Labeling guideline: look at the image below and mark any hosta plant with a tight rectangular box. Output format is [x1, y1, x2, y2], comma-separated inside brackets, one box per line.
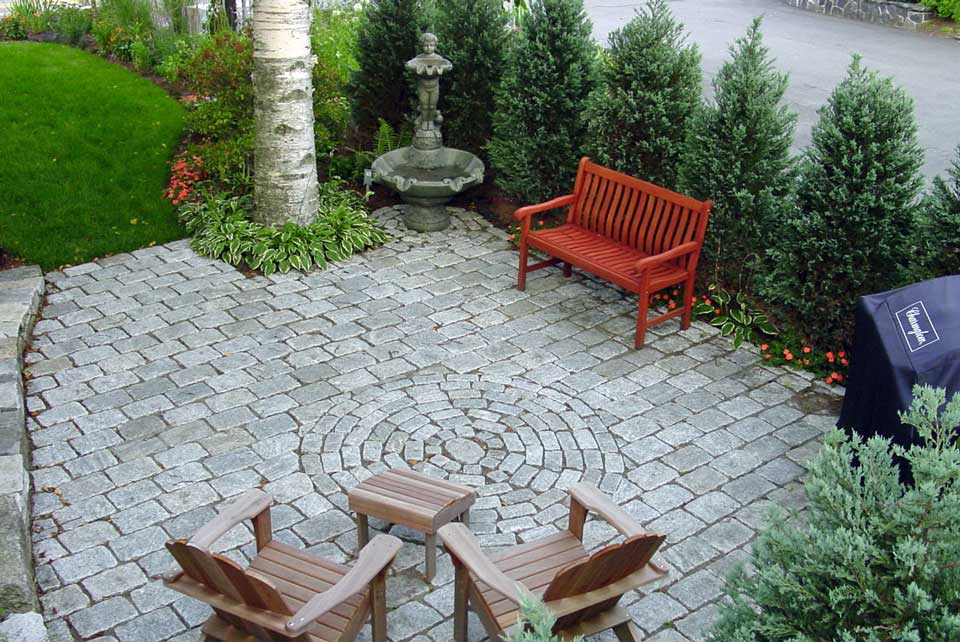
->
[696, 285, 778, 349]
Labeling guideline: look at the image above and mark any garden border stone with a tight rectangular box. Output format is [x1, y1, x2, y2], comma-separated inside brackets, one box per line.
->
[0, 265, 45, 615]
[782, 0, 937, 29]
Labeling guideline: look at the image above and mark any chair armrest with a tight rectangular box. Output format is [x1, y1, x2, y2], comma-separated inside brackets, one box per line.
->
[568, 483, 645, 538]
[189, 489, 272, 550]
[438, 523, 527, 605]
[285, 534, 402, 635]
[633, 241, 700, 274]
[514, 194, 577, 221]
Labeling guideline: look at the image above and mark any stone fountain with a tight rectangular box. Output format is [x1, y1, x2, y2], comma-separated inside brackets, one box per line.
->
[368, 33, 485, 232]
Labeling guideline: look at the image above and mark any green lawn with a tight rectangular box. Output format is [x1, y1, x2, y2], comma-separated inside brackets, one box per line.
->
[0, 42, 186, 270]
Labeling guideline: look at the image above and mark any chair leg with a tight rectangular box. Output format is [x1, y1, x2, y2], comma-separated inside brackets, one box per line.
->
[517, 240, 529, 291]
[613, 622, 643, 642]
[370, 568, 388, 642]
[453, 560, 469, 642]
[681, 275, 695, 330]
[425, 532, 437, 582]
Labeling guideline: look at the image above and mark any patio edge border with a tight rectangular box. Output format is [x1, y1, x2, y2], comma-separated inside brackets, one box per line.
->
[0, 264, 45, 614]
[782, 0, 937, 29]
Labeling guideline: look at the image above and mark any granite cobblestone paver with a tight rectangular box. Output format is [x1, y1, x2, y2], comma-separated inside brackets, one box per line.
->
[25, 207, 840, 641]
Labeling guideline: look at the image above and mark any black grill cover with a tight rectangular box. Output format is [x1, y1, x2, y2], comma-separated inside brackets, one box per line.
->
[839, 275, 960, 450]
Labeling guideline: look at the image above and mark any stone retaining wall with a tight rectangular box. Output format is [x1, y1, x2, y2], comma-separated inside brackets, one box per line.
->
[783, 0, 937, 28]
[0, 265, 45, 615]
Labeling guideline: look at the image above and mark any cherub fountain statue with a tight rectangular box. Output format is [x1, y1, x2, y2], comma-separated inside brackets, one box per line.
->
[369, 33, 485, 232]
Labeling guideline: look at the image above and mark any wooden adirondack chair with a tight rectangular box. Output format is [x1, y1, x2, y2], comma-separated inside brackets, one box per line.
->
[439, 483, 668, 642]
[164, 489, 402, 642]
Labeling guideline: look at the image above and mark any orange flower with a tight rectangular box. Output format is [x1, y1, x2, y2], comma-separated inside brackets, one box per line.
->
[705, 298, 712, 306]
[764, 354, 772, 360]
[785, 353, 794, 361]
[826, 351, 835, 363]
[802, 346, 811, 354]
[672, 290, 679, 296]
[825, 375, 834, 384]
[832, 373, 843, 382]
[668, 300, 677, 310]
[782, 349, 791, 356]
[838, 351, 846, 358]
[538, 220, 545, 226]
[841, 358, 848, 366]
[760, 344, 769, 351]
[714, 308, 721, 314]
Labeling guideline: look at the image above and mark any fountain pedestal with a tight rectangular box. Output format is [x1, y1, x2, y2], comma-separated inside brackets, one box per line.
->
[369, 33, 484, 232]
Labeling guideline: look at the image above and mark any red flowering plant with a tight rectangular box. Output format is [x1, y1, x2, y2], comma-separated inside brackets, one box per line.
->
[165, 152, 207, 207]
[759, 329, 850, 385]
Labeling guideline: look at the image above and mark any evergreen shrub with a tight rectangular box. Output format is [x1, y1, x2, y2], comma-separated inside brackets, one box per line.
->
[584, 0, 700, 189]
[679, 18, 795, 290]
[759, 57, 924, 350]
[435, 0, 512, 156]
[349, 0, 425, 137]
[709, 384, 960, 642]
[915, 144, 960, 279]
[488, 0, 596, 203]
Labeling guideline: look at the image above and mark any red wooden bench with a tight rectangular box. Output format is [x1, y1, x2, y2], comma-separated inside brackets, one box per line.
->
[515, 157, 712, 348]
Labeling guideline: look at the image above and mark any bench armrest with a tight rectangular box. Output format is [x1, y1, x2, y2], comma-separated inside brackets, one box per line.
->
[286, 534, 402, 635]
[439, 523, 527, 605]
[189, 489, 272, 550]
[568, 483, 645, 539]
[514, 194, 577, 221]
[633, 241, 700, 274]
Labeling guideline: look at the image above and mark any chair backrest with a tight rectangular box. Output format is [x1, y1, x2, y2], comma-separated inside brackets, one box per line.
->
[569, 158, 710, 258]
[542, 533, 666, 631]
[167, 539, 308, 642]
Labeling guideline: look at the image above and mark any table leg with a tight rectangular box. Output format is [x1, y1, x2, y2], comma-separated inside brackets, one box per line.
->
[460, 509, 470, 527]
[357, 513, 369, 552]
[425, 532, 436, 581]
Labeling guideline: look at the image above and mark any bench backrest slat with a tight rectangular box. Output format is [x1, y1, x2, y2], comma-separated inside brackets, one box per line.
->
[570, 158, 709, 259]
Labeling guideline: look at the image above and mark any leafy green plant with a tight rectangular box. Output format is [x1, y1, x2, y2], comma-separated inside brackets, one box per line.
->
[435, 0, 512, 157]
[350, 0, 426, 137]
[312, 4, 362, 155]
[679, 18, 796, 291]
[695, 285, 777, 350]
[178, 182, 388, 274]
[758, 331, 849, 385]
[915, 143, 960, 279]
[328, 118, 412, 182]
[759, 56, 923, 351]
[130, 36, 152, 71]
[922, 0, 960, 20]
[709, 384, 960, 642]
[488, 0, 597, 203]
[503, 592, 582, 642]
[52, 6, 93, 46]
[585, 0, 701, 190]
[0, 15, 28, 40]
[9, 0, 57, 34]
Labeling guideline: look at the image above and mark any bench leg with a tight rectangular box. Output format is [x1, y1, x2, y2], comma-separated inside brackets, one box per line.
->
[681, 274, 695, 330]
[636, 276, 650, 350]
[517, 240, 529, 291]
[425, 532, 437, 581]
[563, 262, 572, 278]
[613, 622, 643, 642]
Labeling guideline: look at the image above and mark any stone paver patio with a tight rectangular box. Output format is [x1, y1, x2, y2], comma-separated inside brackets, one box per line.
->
[24, 208, 839, 642]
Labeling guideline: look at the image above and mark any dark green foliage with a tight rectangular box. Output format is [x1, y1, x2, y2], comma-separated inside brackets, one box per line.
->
[179, 182, 388, 274]
[760, 57, 924, 350]
[922, 0, 960, 20]
[311, 5, 363, 155]
[435, 0, 512, 156]
[349, 0, 425, 137]
[52, 7, 93, 46]
[709, 384, 960, 642]
[915, 145, 960, 278]
[679, 18, 795, 289]
[584, 0, 700, 189]
[488, 0, 596, 203]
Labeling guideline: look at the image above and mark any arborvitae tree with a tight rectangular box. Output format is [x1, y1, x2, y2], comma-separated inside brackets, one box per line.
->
[709, 385, 960, 642]
[435, 0, 511, 157]
[760, 57, 923, 350]
[678, 18, 796, 290]
[488, 0, 596, 204]
[916, 144, 960, 278]
[349, 0, 424, 137]
[584, 0, 700, 190]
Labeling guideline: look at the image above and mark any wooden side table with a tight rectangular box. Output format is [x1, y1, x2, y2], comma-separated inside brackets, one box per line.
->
[348, 468, 476, 581]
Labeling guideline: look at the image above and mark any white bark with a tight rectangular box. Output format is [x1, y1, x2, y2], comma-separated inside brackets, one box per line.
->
[252, 0, 319, 226]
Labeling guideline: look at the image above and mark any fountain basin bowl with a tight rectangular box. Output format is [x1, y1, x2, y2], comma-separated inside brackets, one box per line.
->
[371, 147, 485, 207]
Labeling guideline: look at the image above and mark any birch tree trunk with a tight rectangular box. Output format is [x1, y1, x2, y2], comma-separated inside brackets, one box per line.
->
[251, 0, 319, 226]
